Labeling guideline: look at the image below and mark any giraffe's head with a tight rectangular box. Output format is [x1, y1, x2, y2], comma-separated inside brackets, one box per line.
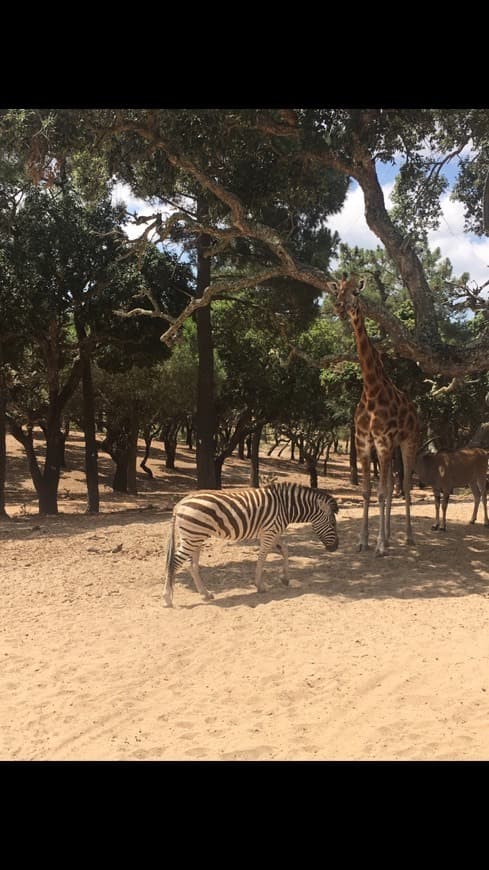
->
[328, 273, 365, 320]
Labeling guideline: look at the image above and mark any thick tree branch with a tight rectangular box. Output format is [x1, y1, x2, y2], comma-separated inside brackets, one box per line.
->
[106, 114, 489, 376]
[484, 170, 489, 236]
[425, 377, 462, 396]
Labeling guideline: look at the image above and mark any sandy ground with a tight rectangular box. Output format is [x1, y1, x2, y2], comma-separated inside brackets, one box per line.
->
[2, 431, 489, 761]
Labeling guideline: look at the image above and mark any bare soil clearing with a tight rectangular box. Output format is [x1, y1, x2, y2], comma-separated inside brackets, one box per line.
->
[2, 432, 489, 761]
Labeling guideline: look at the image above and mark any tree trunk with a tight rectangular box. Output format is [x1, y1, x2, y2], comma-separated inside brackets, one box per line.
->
[353, 145, 440, 349]
[140, 433, 154, 478]
[238, 436, 246, 460]
[323, 440, 332, 476]
[7, 419, 59, 513]
[59, 426, 68, 469]
[74, 317, 99, 512]
[249, 426, 262, 488]
[81, 357, 100, 513]
[195, 204, 218, 489]
[0, 364, 8, 517]
[278, 440, 290, 458]
[185, 422, 194, 451]
[305, 455, 318, 489]
[38, 416, 62, 515]
[113, 460, 128, 493]
[101, 427, 131, 494]
[349, 418, 358, 485]
[164, 437, 177, 470]
[290, 441, 295, 461]
[215, 454, 224, 489]
[127, 416, 138, 495]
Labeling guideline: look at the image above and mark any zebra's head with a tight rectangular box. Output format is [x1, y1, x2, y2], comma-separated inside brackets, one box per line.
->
[312, 490, 339, 552]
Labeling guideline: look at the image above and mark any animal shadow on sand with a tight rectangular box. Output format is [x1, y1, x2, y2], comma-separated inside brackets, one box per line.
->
[174, 514, 489, 610]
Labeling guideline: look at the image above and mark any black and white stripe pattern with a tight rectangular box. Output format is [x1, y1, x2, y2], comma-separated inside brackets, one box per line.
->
[163, 483, 339, 606]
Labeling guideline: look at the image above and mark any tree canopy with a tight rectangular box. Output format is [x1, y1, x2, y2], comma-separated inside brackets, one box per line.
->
[3, 107, 488, 377]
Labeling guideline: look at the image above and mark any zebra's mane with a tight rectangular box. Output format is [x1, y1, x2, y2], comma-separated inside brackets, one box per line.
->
[266, 482, 339, 514]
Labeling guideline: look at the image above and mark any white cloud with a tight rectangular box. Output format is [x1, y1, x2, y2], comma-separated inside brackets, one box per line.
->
[327, 182, 489, 287]
[429, 193, 489, 285]
[326, 182, 394, 251]
[111, 182, 175, 241]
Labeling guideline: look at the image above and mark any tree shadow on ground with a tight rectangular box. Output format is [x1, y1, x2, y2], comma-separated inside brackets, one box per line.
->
[0, 505, 169, 542]
[172, 514, 489, 609]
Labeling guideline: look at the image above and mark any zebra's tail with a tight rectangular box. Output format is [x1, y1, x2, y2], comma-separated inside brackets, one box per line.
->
[163, 513, 177, 606]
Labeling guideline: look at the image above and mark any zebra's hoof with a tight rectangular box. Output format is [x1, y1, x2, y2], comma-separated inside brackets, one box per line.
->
[203, 591, 214, 600]
[357, 543, 370, 552]
[256, 583, 272, 593]
[163, 598, 173, 608]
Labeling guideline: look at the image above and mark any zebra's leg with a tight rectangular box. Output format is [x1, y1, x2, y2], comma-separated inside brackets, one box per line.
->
[189, 549, 214, 601]
[255, 531, 279, 592]
[163, 573, 175, 608]
[276, 537, 301, 589]
[163, 545, 187, 608]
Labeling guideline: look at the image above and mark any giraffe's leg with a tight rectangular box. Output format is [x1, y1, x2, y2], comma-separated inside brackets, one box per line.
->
[358, 450, 372, 551]
[432, 491, 441, 530]
[469, 481, 480, 525]
[400, 441, 416, 546]
[374, 449, 391, 557]
[385, 461, 394, 543]
[189, 549, 214, 600]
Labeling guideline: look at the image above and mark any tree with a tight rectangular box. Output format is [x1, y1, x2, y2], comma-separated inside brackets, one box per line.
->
[0, 109, 347, 489]
[5, 108, 489, 441]
[3, 186, 127, 512]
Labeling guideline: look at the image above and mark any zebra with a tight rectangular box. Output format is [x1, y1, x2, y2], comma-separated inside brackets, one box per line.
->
[163, 482, 339, 607]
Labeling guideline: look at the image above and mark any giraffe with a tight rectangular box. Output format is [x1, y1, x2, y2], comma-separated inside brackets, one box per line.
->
[329, 273, 420, 556]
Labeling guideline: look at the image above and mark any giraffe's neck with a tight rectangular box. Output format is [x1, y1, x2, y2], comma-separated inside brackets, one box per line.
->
[349, 308, 386, 397]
